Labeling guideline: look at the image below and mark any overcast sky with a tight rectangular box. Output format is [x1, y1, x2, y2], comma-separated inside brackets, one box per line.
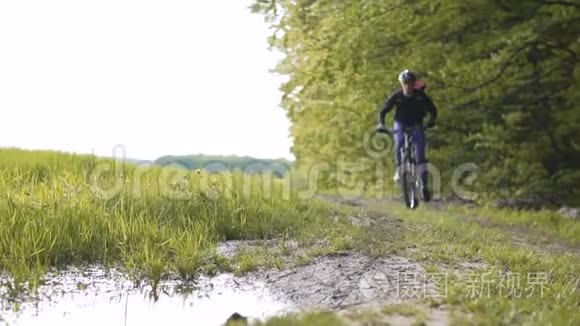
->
[0, 0, 293, 161]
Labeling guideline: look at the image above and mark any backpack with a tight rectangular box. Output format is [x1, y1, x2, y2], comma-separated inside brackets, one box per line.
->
[414, 80, 426, 91]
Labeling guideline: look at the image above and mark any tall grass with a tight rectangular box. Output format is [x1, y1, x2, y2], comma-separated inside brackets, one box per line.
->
[0, 148, 344, 288]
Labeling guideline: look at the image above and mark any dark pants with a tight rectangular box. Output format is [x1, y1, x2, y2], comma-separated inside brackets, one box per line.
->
[393, 121, 428, 184]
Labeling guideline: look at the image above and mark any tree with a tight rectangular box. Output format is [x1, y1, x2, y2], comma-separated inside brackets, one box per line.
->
[251, 0, 580, 205]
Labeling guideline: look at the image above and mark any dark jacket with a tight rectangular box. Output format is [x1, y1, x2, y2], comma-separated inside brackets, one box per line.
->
[378, 89, 437, 126]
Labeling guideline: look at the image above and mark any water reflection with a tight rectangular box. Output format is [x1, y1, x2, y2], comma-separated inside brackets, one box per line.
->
[0, 266, 296, 326]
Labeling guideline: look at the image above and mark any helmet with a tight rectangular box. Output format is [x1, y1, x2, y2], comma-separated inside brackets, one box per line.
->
[398, 69, 416, 83]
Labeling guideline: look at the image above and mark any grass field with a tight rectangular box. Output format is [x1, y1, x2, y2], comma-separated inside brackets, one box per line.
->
[0, 148, 357, 291]
[1, 148, 578, 325]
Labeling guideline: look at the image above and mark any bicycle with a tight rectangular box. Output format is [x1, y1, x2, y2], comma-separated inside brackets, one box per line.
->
[377, 125, 430, 209]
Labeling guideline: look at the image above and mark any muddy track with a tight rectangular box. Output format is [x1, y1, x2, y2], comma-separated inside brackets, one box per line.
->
[259, 193, 577, 325]
[319, 193, 580, 257]
[220, 241, 452, 326]
[217, 195, 459, 325]
[459, 215, 580, 257]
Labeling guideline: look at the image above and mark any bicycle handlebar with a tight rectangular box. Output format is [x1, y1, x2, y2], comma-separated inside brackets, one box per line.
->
[376, 125, 434, 135]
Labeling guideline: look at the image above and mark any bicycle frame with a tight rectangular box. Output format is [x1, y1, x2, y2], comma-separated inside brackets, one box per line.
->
[377, 125, 427, 209]
[400, 126, 420, 208]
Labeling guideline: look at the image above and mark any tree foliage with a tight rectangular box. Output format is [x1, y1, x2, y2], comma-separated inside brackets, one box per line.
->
[251, 0, 580, 205]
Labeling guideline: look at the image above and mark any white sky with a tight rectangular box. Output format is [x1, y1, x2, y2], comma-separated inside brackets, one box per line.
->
[0, 0, 293, 161]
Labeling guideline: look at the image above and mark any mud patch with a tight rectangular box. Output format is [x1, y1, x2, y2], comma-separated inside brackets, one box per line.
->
[249, 251, 445, 311]
[217, 237, 448, 318]
[217, 239, 281, 260]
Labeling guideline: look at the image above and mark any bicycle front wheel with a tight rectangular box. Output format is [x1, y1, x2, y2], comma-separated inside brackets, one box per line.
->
[400, 153, 419, 209]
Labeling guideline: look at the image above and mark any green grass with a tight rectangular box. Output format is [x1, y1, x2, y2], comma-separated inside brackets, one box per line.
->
[362, 201, 579, 325]
[0, 148, 358, 292]
[230, 246, 285, 275]
[381, 303, 425, 318]
[2, 148, 578, 325]
[252, 197, 578, 325]
[445, 204, 580, 246]
[252, 311, 346, 326]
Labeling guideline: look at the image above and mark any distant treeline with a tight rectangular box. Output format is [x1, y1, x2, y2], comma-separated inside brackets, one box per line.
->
[154, 155, 293, 178]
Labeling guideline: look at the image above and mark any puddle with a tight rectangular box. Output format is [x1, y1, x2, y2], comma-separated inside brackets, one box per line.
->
[0, 241, 443, 326]
[0, 266, 297, 326]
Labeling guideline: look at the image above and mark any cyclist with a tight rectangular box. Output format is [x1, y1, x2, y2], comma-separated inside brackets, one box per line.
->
[376, 69, 438, 201]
